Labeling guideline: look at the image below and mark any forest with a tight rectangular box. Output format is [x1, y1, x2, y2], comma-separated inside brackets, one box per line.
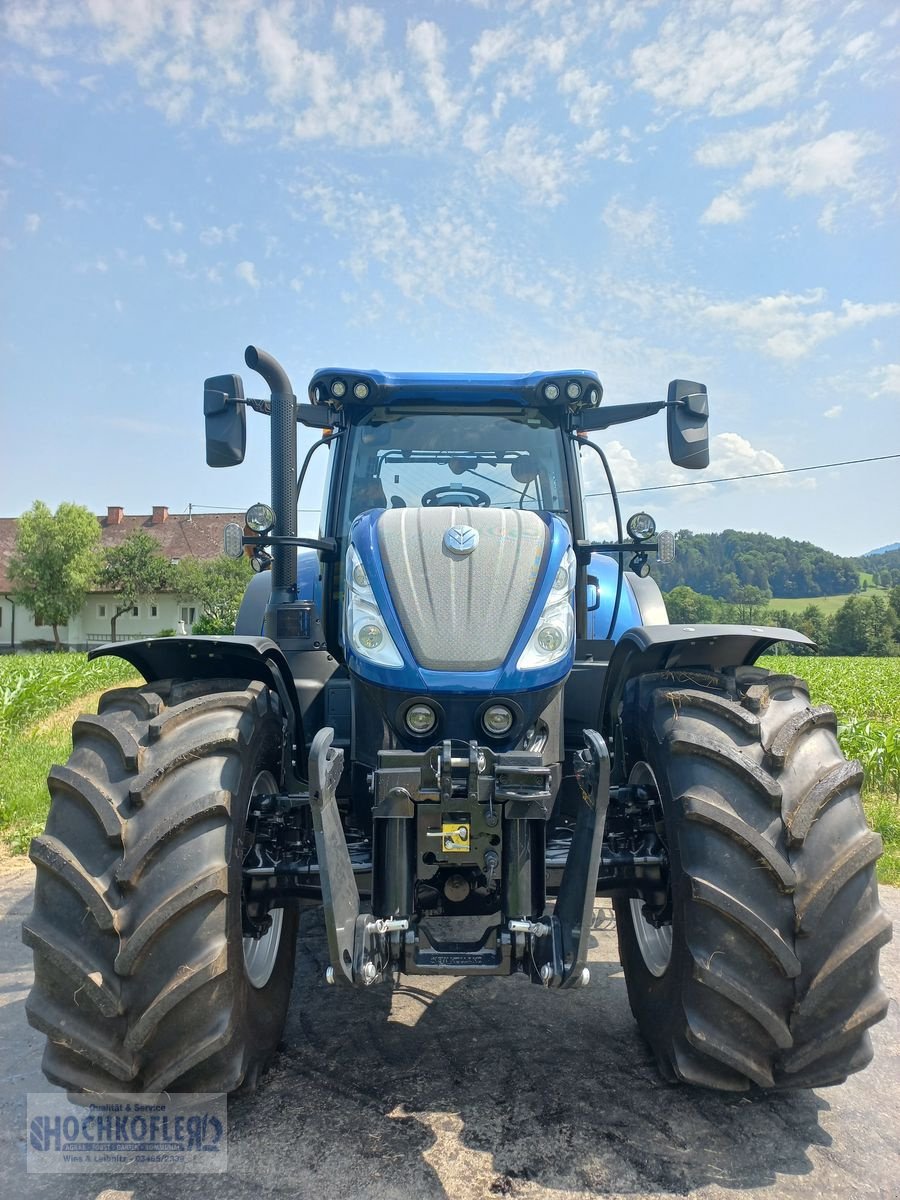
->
[657, 529, 900, 598]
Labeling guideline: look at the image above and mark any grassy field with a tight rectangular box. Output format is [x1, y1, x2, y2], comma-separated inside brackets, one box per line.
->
[1, 652, 898, 882]
[0, 654, 139, 855]
[770, 589, 889, 616]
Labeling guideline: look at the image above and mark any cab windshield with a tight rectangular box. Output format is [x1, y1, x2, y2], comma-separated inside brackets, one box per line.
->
[341, 411, 570, 531]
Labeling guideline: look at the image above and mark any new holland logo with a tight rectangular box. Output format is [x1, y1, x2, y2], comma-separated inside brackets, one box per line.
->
[444, 524, 479, 555]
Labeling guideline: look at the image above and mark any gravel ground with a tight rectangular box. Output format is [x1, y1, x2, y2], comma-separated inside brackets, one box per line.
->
[0, 859, 897, 1200]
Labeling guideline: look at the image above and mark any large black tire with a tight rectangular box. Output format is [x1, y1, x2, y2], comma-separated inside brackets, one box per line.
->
[614, 666, 891, 1091]
[23, 677, 297, 1094]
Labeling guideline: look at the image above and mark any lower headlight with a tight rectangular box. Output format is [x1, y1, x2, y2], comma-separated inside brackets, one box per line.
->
[406, 703, 437, 734]
[358, 623, 383, 650]
[483, 704, 514, 735]
[345, 546, 404, 668]
[517, 595, 574, 671]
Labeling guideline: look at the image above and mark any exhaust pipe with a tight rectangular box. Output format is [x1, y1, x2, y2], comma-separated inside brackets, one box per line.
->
[244, 345, 297, 607]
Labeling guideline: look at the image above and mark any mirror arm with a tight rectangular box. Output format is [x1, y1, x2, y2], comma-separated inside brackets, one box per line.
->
[576, 539, 658, 562]
[227, 396, 333, 427]
[575, 400, 666, 431]
[297, 431, 342, 503]
[242, 534, 338, 561]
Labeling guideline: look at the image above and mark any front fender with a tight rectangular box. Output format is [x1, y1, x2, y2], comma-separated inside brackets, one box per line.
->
[88, 635, 306, 780]
[599, 622, 814, 740]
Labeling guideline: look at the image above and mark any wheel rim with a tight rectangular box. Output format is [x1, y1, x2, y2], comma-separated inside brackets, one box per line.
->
[628, 761, 673, 978]
[243, 769, 284, 989]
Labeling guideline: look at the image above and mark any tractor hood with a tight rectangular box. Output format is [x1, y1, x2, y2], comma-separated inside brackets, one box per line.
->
[343, 507, 575, 694]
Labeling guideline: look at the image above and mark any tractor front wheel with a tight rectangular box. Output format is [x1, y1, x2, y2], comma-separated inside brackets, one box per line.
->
[614, 667, 891, 1091]
[23, 678, 297, 1094]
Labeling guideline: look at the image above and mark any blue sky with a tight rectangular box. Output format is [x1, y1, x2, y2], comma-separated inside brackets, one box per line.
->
[2, 0, 898, 556]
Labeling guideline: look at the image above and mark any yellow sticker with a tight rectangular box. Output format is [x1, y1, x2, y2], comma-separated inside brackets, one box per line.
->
[442, 822, 470, 852]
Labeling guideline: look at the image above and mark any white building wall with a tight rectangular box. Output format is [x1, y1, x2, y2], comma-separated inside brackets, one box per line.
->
[1, 593, 202, 651]
[0, 596, 65, 648]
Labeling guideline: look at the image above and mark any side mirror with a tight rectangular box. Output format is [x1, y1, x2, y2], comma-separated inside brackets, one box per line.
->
[204, 374, 247, 467]
[667, 380, 709, 470]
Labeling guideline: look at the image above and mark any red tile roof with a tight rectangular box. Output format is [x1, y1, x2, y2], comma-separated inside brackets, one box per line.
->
[0, 509, 244, 592]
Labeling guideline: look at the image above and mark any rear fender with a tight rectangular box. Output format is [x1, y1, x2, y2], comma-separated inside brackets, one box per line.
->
[599, 623, 814, 757]
[88, 635, 306, 783]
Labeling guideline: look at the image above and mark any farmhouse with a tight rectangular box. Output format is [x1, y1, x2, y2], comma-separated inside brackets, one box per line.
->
[0, 505, 243, 651]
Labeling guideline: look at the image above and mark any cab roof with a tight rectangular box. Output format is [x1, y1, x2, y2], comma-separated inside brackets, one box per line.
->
[307, 369, 603, 411]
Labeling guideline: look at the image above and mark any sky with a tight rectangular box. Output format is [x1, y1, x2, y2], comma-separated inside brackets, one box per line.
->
[1, 0, 898, 557]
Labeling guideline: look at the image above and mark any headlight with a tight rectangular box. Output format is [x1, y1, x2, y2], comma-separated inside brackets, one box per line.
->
[543, 382, 560, 401]
[517, 549, 575, 671]
[406, 703, 437, 734]
[331, 379, 347, 398]
[551, 547, 576, 594]
[353, 380, 370, 400]
[344, 546, 403, 668]
[626, 511, 656, 541]
[565, 380, 582, 400]
[482, 704, 514, 735]
[246, 501, 275, 533]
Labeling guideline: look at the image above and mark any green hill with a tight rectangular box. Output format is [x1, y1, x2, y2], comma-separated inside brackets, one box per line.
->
[657, 529, 900, 600]
[770, 589, 890, 616]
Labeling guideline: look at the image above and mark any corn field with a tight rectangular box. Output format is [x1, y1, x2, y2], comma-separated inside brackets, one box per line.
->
[1, 652, 898, 794]
[759, 654, 900, 796]
[0, 653, 137, 739]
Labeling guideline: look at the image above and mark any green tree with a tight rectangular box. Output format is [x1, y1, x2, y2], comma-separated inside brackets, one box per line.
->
[830, 595, 899, 657]
[727, 583, 772, 623]
[174, 555, 253, 635]
[8, 501, 100, 649]
[796, 604, 832, 654]
[663, 585, 722, 623]
[99, 531, 172, 640]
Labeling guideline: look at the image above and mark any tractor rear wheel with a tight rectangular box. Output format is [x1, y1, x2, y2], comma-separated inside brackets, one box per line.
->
[614, 666, 891, 1091]
[23, 677, 297, 1094]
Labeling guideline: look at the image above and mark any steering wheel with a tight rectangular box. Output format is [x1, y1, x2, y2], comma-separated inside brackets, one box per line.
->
[421, 484, 492, 508]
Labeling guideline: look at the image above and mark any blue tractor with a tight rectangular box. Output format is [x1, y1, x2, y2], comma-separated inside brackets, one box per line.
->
[25, 347, 889, 1096]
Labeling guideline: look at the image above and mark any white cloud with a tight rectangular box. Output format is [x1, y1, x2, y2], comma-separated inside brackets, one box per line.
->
[469, 26, 519, 77]
[558, 68, 611, 128]
[823, 404, 842, 418]
[333, 6, 386, 52]
[706, 432, 804, 489]
[407, 19, 462, 128]
[743, 129, 880, 198]
[871, 363, 900, 397]
[580, 428, 804, 538]
[701, 191, 749, 224]
[695, 111, 883, 221]
[702, 290, 900, 360]
[475, 123, 567, 207]
[199, 223, 241, 245]
[462, 113, 491, 154]
[631, 5, 818, 116]
[144, 214, 164, 231]
[24, 212, 40, 233]
[290, 63, 420, 146]
[235, 260, 260, 289]
[255, 6, 301, 100]
[602, 198, 667, 248]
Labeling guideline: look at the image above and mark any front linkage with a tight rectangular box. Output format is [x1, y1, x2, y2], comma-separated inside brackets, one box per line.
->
[243, 726, 610, 988]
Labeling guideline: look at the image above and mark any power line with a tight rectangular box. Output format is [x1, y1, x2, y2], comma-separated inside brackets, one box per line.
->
[184, 503, 321, 512]
[584, 452, 900, 498]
